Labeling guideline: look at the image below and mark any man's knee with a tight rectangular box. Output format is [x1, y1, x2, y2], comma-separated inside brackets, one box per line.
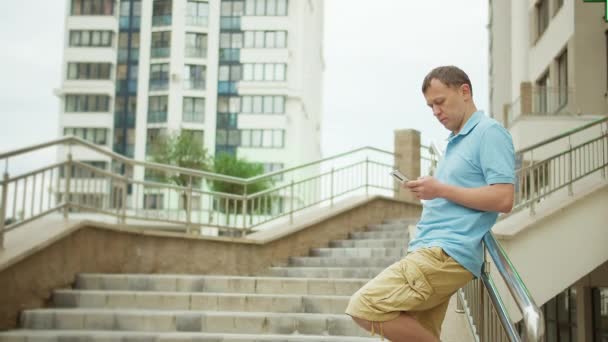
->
[350, 316, 372, 331]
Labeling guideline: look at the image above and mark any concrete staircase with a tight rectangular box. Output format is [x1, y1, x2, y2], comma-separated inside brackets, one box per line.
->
[0, 220, 414, 341]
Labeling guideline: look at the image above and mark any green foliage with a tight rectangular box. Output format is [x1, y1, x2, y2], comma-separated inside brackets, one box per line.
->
[210, 153, 273, 195]
[147, 130, 211, 187]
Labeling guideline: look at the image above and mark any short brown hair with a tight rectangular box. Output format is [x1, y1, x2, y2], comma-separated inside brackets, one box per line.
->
[421, 66, 473, 96]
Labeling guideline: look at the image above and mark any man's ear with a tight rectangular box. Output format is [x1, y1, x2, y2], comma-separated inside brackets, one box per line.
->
[460, 84, 472, 99]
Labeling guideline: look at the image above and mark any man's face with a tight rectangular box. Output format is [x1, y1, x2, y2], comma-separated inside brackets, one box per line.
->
[423, 78, 469, 133]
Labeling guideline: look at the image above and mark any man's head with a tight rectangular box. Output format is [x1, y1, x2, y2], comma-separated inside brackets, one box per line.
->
[421, 66, 476, 134]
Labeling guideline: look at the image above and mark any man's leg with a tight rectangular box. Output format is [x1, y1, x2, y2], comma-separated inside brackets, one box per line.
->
[351, 313, 438, 342]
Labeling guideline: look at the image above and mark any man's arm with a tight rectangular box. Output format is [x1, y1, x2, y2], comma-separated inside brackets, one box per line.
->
[405, 177, 514, 213]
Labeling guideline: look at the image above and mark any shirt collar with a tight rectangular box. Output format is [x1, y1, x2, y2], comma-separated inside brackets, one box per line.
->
[447, 111, 484, 142]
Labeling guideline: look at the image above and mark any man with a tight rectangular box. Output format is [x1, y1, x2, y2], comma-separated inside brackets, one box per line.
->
[346, 66, 515, 341]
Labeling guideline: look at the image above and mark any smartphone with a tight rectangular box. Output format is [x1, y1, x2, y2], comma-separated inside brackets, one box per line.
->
[390, 169, 409, 184]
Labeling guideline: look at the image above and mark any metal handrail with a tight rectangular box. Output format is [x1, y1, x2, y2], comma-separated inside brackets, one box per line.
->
[516, 116, 608, 155]
[483, 233, 544, 341]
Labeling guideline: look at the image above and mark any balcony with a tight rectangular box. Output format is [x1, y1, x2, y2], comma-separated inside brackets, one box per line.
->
[182, 112, 204, 123]
[219, 48, 240, 63]
[149, 79, 169, 91]
[185, 47, 207, 59]
[184, 79, 205, 90]
[152, 15, 172, 27]
[147, 111, 167, 123]
[504, 82, 573, 128]
[186, 16, 208, 27]
[151, 47, 170, 58]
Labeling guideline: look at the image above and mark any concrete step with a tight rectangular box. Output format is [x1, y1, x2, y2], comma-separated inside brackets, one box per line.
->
[310, 247, 405, 258]
[289, 256, 398, 268]
[0, 330, 380, 342]
[20, 309, 368, 337]
[53, 290, 350, 314]
[75, 274, 368, 296]
[330, 238, 404, 248]
[366, 222, 412, 231]
[267, 267, 384, 279]
[349, 230, 409, 240]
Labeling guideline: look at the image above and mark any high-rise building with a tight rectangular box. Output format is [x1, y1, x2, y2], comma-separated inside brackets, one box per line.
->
[58, 0, 324, 176]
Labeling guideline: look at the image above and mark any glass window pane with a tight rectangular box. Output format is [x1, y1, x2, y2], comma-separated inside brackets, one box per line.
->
[277, 0, 287, 15]
[228, 130, 239, 146]
[275, 64, 285, 81]
[243, 64, 253, 81]
[242, 96, 252, 113]
[255, 31, 264, 48]
[274, 96, 284, 113]
[245, 0, 255, 15]
[219, 65, 230, 81]
[273, 130, 283, 147]
[266, 0, 276, 15]
[81, 31, 91, 45]
[251, 130, 262, 146]
[264, 64, 274, 81]
[241, 130, 251, 147]
[220, 33, 231, 48]
[216, 130, 227, 145]
[230, 65, 242, 81]
[91, 31, 101, 45]
[70, 31, 80, 46]
[256, 0, 265, 15]
[253, 96, 262, 113]
[262, 130, 272, 147]
[232, 33, 243, 48]
[265, 31, 275, 48]
[263, 96, 273, 113]
[276, 31, 286, 47]
[220, 2, 232, 15]
[244, 31, 254, 48]
[229, 97, 240, 113]
[68, 64, 78, 79]
[218, 97, 229, 112]
[254, 64, 264, 81]
[233, 1, 244, 16]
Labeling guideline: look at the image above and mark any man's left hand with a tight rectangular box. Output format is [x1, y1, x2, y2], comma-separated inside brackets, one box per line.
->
[405, 176, 444, 200]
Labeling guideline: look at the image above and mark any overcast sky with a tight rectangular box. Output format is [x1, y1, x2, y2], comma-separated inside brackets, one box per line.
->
[0, 0, 488, 174]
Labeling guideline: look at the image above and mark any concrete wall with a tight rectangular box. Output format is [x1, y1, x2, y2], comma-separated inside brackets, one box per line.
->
[0, 196, 421, 330]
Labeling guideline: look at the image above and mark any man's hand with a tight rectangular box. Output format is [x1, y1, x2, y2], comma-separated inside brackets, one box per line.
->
[405, 176, 444, 200]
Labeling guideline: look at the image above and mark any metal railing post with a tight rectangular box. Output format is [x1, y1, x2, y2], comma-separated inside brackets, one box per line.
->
[0, 172, 9, 249]
[289, 180, 294, 224]
[330, 167, 335, 207]
[186, 177, 193, 234]
[568, 136, 574, 196]
[121, 179, 127, 224]
[529, 151, 536, 216]
[64, 153, 72, 219]
[242, 184, 247, 232]
[365, 157, 369, 197]
[602, 125, 607, 179]
[456, 289, 465, 314]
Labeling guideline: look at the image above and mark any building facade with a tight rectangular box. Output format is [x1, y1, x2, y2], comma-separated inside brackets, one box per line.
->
[58, 0, 324, 177]
[488, 1, 608, 340]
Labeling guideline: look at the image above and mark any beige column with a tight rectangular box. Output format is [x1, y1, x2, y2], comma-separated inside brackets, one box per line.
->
[394, 129, 421, 203]
[520, 82, 533, 116]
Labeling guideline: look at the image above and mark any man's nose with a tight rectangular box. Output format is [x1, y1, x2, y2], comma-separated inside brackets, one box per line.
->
[432, 105, 441, 116]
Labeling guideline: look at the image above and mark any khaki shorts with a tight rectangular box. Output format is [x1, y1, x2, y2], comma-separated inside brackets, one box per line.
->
[345, 246, 473, 338]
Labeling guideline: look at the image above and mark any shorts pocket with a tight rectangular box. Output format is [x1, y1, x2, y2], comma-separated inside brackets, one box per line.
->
[363, 260, 435, 313]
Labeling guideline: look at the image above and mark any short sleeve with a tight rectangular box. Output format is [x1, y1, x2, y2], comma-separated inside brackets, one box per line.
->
[479, 124, 515, 185]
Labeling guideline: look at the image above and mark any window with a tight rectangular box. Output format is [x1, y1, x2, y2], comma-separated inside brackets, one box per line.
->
[244, 31, 287, 48]
[593, 288, 608, 342]
[149, 63, 169, 90]
[65, 94, 110, 112]
[185, 33, 208, 58]
[187, 0, 209, 26]
[221, 1, 245, 16]
[241, 95, 285, 114]
[244, 0, 287, 16]
[152, 0, 172, 26]
[218, 65, 241, 82]
[183, 129, 204, 146]
[535, 71, 550, 113]
[220, 32, 243, 48]
[144, 194, 164, 209]
[242, 63, 287, 81]
[183, 97, 205, 122]
[67, 63, 112, 80]
[69, 30, 113, 47]
[184, 65, 206, 90]
[557, 49, 568, 109]
[146, 128, 167, 154]
[543, 287, 577, 342]
[71, 0, 113, 15]
[148, 96, 168, 123]
[240, 129, 284, 148]
[64, 127, 108, 145]
[151, 31, 171, 58]
[536, 0, 549, 39]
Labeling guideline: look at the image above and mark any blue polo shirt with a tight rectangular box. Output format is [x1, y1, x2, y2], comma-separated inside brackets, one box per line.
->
[408, 111, 515, 277]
